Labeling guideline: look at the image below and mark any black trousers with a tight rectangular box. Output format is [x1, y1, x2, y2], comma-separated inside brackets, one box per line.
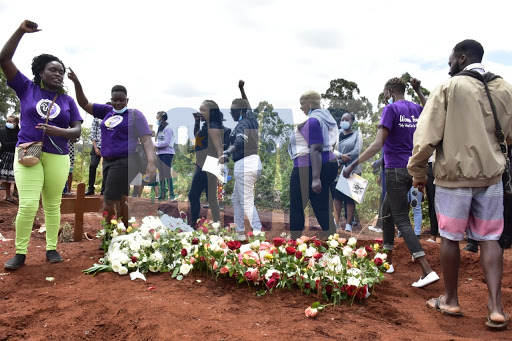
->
[426, 162, 439, 237]
[188, 166, 220, 226]
[88, 148, 105, 193]
[289, 161, 337, 239]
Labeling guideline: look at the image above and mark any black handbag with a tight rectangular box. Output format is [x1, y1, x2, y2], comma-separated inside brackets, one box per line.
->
[457, 70, 512, 195]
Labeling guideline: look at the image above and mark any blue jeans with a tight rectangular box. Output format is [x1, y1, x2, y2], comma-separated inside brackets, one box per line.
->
[382, 168, 425, 258]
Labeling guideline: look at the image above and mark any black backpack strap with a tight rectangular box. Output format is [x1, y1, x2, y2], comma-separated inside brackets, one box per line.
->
[454, 70, 507, 154]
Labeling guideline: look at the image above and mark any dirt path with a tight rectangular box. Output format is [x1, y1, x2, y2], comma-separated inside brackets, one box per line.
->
[0, 196, 511, 340]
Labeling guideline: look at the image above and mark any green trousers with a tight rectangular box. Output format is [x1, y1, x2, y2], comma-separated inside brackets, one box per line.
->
[14, 151, 69, 254]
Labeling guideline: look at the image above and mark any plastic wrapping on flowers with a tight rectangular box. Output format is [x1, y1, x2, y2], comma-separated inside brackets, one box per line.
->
[84, 216, 389, 305]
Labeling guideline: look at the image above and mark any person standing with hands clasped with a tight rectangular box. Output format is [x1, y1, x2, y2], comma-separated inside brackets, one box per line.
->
[68, 70, 156, 229]
[219, 80, 262, 241]
[1, 20, 83, 269]
[408, 40, 511, 329]
[343, 76, 439, 288]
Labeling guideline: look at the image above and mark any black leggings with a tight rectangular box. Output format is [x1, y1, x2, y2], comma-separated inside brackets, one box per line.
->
[188, 166, 220, 226]
[289, 161, 337, 239]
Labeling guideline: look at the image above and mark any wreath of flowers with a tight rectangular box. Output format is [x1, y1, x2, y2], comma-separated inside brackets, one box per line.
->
[85, 215, 389, 313]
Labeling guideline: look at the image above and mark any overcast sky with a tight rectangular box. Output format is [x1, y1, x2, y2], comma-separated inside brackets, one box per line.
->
[1, 0, 512, 129]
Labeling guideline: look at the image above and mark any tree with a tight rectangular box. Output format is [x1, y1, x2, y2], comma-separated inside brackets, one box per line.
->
[377, 72, 430, 106]
[254, 101, 293, 155]
[0, 69, 20, 125]
[321, 78, 374, 122]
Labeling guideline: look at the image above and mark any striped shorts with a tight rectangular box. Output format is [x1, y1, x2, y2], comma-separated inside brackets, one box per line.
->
[435, 183, 504, 241]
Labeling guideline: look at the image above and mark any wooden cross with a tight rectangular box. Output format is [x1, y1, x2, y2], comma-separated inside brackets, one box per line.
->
[60, 183, 101, 241]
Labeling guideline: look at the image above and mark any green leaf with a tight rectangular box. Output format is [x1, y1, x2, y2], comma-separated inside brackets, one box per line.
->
[311, 301, 321, 309]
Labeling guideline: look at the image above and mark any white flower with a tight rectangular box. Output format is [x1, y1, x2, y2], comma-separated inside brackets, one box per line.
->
[111, 230, 119, 238]
[305, 246, 316, 258]
[298, 243, 307, 253]
[117, 222, 126, 231]
[151, 242, 159, 249]
[111, 261, 122, 273]
[129, 241, 140, 252]
[128, 217, 136, 224]
[142, 239, 152, 248]
[180, 263, 192, 275]
[118, 266, 128, 275]
[210, 242, 222, 253]
[129, 268, 146, 281]
[153, 251, 164, 263]
[347, 268, 362, 276]
[329, 255, 341, 267]
[253, 231, 261, 236]
[127, 262, 137, 268]
[347, 237, 357, 247]
[342, 246, 353, 257]
[347, 276, 360, 287]
[250, 240, 260, 251]
[211, 222, 221, 230]
[374, 252, 387, 261]
[329, 240, 339, 248]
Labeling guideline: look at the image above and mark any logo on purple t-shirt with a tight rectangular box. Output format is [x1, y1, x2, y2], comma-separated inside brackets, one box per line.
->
[104, 115, 124, 130]
[36, 99, 61, 120]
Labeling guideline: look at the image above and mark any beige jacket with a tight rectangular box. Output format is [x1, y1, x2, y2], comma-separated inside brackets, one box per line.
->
[408, 74, 512, 188]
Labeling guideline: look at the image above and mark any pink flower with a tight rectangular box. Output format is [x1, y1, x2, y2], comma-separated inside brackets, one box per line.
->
[305, 307, 318, 318]
[220, 266, 229, 274]
[213, 261, 218, 271]
[190, 257, 196, 265]
[355, 248, 368, 259]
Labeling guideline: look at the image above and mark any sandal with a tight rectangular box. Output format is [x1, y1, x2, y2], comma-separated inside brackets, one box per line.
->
[426, 295, 463, 316]
[5, 197, 16, 203]
[486, 313, 509, 329]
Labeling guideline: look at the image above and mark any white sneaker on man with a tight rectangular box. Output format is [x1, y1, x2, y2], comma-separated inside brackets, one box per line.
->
[344, 224, 352, 232]
[386, 264, 394, 274]
[411, 271, 440, 288]
[368, 226, 383, 233]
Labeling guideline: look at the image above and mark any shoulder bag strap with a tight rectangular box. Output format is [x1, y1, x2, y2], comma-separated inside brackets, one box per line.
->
[481, 77, 508, 155]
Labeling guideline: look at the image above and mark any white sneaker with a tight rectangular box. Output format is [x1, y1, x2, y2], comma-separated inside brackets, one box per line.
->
[236, 234, 247, 242]
[344, 224, 352, 232]
[411, 271, 440, 288]
[386, 264, 394, 274]
[368, 226, 383, 233]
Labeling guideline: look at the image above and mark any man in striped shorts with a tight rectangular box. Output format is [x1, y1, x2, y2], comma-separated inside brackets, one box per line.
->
[408, 39, 512, 329]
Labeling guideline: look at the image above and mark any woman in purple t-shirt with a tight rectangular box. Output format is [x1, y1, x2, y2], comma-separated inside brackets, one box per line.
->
[68, 70, 156, 231]
[288, 90, 338, 240]
[344, 77, 439, 288]
[1, 20, 83, 269]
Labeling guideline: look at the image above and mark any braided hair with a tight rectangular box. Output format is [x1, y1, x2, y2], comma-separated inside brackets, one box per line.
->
[31, 54, 66, 86]
[384, 77, 407, 94]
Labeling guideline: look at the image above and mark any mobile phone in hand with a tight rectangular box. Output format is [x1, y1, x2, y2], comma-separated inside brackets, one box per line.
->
[26, 21, 38, 29]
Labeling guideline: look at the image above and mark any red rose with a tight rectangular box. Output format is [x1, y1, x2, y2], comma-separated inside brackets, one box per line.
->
[305, 282, 311, 289]
[374, 258, 383, 266]
[365, 246, 373, 253]
[131, 256, 138, 263]
[347, 285, 357, 297]
[149, 229, 155, 235]
[192, 238, 199, 245]
[180, 249, 188, 257]
[295, 251, 303, 259]
[273, 237, 285, 247]
[356, 285, 368, 299]
[247, 231, 254, 237]
[102, 211, 108, 217]
[285, 247, 296, 255]
[325, 284, 333, 293]
[200, 256, 206, 262]
[266, 277, 278, 289]
[375, 238, 383, 245]
[313, 252, 323, 259]
[227, 241, 241, 250]
[288, 240, 297, 248]
[313, 240, 322, 248]
[244, 271, 252, 281]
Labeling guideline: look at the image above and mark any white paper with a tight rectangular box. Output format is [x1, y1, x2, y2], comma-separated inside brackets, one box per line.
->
[202, 155, 228, 183]
[335, 172, 369, 204]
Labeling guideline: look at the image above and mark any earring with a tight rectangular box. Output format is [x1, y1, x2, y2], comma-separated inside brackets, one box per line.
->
[40, 80, 45, 89]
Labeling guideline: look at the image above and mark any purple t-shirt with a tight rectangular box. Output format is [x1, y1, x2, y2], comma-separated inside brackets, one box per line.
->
[294, 117, 336, 168]
[8, 71, 82, 155]
[92, 104, 151, 158]
[379, 100, 422, 169]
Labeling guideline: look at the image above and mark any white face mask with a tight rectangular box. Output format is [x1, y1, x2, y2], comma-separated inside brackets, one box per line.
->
[5, 123, 15, 129]
[341, 121, 351, 131]
[113, 106, 127, 114]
